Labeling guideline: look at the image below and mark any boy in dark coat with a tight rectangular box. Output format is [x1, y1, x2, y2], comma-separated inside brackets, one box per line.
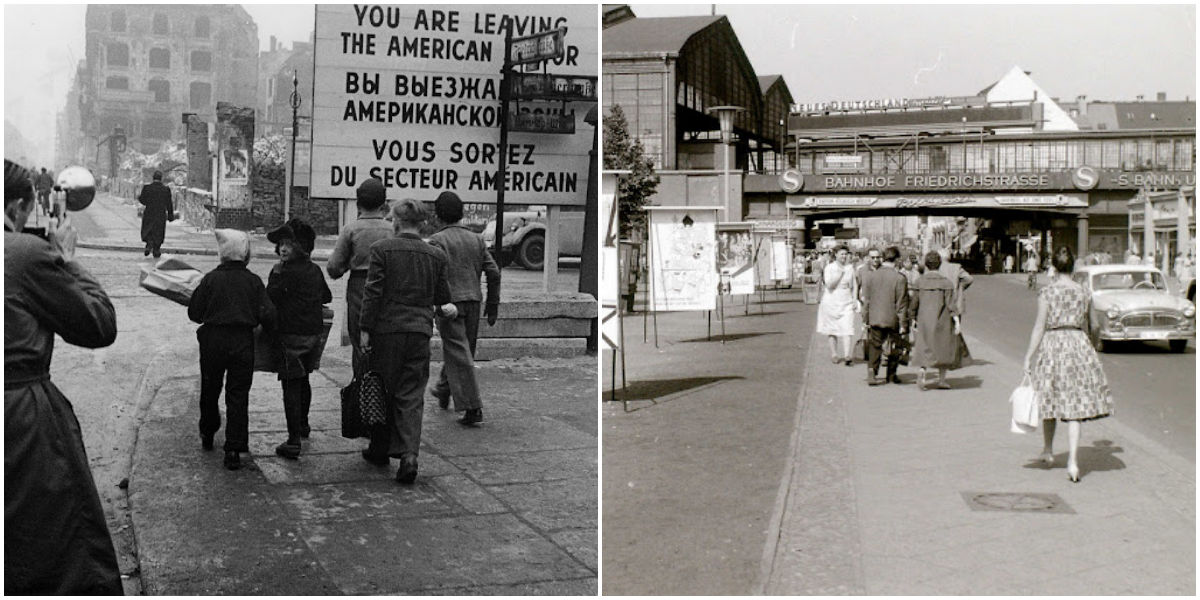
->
[138, 170, 174, 257]
[266, 218, 332, 459]
[188, 229, 275, 470]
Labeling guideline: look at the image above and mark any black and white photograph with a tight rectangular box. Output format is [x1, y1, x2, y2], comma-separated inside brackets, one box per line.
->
[5, 3, 597, 595]
[602, 3, 1195, 596]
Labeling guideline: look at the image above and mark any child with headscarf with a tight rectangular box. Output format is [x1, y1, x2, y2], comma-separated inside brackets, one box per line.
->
[188, 229, 275, 470]
[266, 218, 332, 459]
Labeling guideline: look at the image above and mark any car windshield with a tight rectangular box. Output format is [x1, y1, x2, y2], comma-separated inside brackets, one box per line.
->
[1092, 271, 1167, 291]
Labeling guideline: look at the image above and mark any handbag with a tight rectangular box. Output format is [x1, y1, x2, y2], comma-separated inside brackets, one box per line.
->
[340, 366, 368, 439]
[358, 351, 388, 427]
[1009, 373, 1040, 434]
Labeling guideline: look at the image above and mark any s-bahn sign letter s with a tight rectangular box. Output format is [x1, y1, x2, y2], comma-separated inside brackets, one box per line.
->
[1072, 166, 1099, 191]
[780, 169, 804, 193]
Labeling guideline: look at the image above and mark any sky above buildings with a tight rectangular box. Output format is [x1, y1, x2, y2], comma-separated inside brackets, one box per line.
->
[3, 4, 317, 167]
[628, 4, 1197, 105]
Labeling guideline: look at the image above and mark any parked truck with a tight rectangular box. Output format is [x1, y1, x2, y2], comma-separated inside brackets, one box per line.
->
[481, 206, 585, 270]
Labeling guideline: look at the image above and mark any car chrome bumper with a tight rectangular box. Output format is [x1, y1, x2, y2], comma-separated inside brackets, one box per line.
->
[1100, 330, 1196, 341]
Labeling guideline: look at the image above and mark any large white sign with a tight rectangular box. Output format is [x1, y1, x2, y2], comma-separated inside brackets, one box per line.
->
[648, 208, 719, 312]
[311, 4, 597, 204]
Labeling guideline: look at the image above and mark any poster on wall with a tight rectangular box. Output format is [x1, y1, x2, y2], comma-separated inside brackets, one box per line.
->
[648, 207, 719, 312]
[310, 4, 597, 204]
[216, 102, 255, 207]
[716, 229, 755, 295]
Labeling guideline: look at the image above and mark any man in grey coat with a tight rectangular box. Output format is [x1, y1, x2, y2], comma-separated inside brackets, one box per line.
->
[860, 246, 910, 385]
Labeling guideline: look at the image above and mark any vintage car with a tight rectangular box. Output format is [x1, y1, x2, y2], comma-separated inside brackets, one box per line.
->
[481, 206, 584, 270]
[1072, 264, 1196, 353]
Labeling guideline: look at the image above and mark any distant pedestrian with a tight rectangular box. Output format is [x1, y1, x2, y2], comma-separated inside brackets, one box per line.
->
[34, 167, 54, 216]
[1023, 246, 1114, 483]
[266, 218, 332, 459]
[188, 229, 275, 470]
[816, 245, 857, 365]
[138, 170, 174, 258]
[5, 159, 122, 594]
[860, 246, 910, 385]
[359, 199, 455, 483]
[427, 191, 501, 426]
[327, 177, 394, 376]
[1004, 254, 1014, 273]
[911, 251, 960, 390]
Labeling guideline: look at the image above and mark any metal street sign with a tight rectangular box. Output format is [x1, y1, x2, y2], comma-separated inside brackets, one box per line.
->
[507, 27, 565, 67]
[508, 110, 575, 134]
[509, 73, 597, 102]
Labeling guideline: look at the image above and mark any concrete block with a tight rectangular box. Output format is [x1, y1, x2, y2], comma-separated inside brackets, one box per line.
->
[430, 337, 590, 361]
[479, 317, 593, 338]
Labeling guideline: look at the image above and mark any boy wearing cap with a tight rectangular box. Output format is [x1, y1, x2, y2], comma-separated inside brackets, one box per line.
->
[427, 191, 501, 425]
[327, 177, 394, 376]
[266, 218, 332, 459]
[138, 170, 174, 258]
[188, 229, 275, 470]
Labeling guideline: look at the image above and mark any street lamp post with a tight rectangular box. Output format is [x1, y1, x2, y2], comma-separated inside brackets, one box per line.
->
[287, 70, 301, 223]
[707, 106, 744, 220]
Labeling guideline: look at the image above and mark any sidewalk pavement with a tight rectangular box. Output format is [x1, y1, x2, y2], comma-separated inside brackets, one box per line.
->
[130, 342, 597, 595]
[69, 192, 337, 261]
[604, 287, 1195, 595]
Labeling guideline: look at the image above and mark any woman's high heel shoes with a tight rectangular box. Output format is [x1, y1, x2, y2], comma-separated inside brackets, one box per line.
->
[1067, 465, 1081, 483]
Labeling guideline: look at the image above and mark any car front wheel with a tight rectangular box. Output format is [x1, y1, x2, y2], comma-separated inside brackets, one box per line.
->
[1090, 329, 1107, 353]
[515, 232, 545, 270]
[1169, 339, 1188, 353]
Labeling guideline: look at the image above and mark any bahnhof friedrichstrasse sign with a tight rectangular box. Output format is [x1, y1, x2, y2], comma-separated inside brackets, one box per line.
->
[310, 4, 596, 205]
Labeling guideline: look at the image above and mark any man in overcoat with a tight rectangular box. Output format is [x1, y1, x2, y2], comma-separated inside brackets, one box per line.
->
[860, 246, 910, 385]
[138, 170, 174, 257]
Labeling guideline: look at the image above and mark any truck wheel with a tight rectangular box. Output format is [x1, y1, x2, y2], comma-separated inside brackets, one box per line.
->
[515, 233, 545, 270]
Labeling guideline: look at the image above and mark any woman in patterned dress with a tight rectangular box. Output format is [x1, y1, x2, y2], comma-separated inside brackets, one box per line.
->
[816, 245, 858, 365]
[1022, 246, 1114, 483]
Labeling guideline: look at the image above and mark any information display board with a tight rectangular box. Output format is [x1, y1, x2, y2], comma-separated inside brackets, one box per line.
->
[600, 173, 620, 349]
[310, 5, 597, 204]
[716, 228, 755, 295]
[647, 207, 719, 312]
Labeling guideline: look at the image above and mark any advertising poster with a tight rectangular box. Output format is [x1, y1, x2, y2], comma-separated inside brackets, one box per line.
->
[216, 102, 255, 207]
[716, 229, 754, 295]
[311, 4, 597, 204]
[648, 208, 718, 312]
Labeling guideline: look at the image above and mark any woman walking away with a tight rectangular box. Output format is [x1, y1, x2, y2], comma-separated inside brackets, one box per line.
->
[1023, 246, 1114, 483]
[816, 245, 858, 365]
[911, 251, 960, 390]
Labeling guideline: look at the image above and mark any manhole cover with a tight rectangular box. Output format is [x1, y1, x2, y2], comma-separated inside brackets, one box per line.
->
[961, 492, 1074, 514]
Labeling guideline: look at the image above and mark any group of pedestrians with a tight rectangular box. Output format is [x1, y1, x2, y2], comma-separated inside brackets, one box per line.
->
[189, 177, 500, 485]
[4, 163, 505, 593]
[813, 239, 1114, 483]
[815, 244, 974, 390]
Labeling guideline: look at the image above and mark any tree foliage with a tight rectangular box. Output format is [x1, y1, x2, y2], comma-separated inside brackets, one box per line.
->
[603, 104, 659, 239]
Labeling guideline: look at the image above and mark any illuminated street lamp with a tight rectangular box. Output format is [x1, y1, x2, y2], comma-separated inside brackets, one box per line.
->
[707, 105, 744, 219]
